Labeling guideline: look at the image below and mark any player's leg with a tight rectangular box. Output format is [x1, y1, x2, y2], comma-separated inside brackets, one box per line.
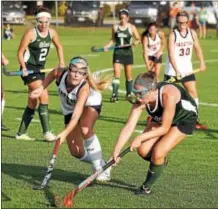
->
[124, 64, 133, 97]
[203, 22, 206, 38]
[111, 62, 122, 102]
[135, 126, 187, 195]
[80, 106, 111, 181]
[154, 63, 161, 83]
[38, 86, 56, 141]
[199, 24, 203, 38]
[16, 81, 38, 140]
[182, 78, 207, 130]
[1, 84, 9, 131]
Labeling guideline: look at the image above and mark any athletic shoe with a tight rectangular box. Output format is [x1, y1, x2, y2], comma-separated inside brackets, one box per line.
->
[1, 124, 10, 131]
[96, 163, 112, 182]
[126, 94, 136, 104]
[134, 185, 151, 195]
[110, 95, 118, 103]
[195, 121, 208, 130]
[44, 132, 56, 142]
[15, 133, 35, 141]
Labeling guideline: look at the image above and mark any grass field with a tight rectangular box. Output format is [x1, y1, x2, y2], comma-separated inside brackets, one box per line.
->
[1, 25, 218, 208]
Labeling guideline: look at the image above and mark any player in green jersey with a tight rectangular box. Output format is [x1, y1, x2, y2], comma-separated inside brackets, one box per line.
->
[112, 71, 197, 195]
[103, 9, 140, 102]
[16, 7, 65, 141]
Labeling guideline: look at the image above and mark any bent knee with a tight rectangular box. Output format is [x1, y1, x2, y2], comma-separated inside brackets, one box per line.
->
[80, 126, 93, 138]
[151, 148, 166, 163]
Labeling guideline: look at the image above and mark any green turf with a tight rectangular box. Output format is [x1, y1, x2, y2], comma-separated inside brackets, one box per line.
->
[2, 25, 218, 208]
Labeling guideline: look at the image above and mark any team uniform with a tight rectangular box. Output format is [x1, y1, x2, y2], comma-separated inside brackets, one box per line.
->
[147, 33, 162, 63]
[113, 24, 133, 65]
[164, 28, 195, 83]
[21, 27, 52, 85]
[56, 70, 102, 124]
[146, 82, 197, 135]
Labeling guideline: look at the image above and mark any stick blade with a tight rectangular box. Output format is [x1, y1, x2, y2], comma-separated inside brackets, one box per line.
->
[91, 46, 99, 52]
[32, 184, 46, 190]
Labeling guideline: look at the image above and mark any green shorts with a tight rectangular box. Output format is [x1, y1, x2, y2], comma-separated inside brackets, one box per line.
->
[113, 54, 133, 65]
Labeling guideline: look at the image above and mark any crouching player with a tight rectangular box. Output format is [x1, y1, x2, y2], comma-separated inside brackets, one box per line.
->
[112, 72, 197, 194]
[30, 56, 111, 181]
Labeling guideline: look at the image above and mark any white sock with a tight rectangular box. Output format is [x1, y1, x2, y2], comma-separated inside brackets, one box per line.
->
[79, 148, 92, 163]
[2, 100, 5, 115]
[194, 98, 199, 107]
[84, 134, 105, 171]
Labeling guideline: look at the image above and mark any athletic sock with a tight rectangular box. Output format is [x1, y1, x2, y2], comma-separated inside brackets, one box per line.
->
[38, 104, 50, 134]
[112, 78, 120, 98]
[81, 134, 105, 171]
[17, 106, 35, 135]
[143, 160, 167, 189]
[2, 99, 5, 115]
[126, 80, 133, 96]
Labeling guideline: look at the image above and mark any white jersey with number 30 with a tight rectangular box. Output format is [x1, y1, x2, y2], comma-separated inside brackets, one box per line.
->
[165, 28, 194, 76]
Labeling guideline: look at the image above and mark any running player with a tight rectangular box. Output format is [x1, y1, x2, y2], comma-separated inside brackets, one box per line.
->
[1, 53, 10, 131]
[112, 71, 197, 195]
[165, 11, 207, 130]
[103, 9, 140, 102]
[30, 56, 112, 181]
[16, 7, 65, 141]
[142, 22, 165, 82]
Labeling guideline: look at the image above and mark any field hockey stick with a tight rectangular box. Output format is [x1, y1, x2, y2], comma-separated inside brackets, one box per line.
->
[91, 44, 133, 53]
[166, 68, 201, 83]
[55, 147, 131, 208]
[33, 139, 61, 190]
[2, 65, 53, 76]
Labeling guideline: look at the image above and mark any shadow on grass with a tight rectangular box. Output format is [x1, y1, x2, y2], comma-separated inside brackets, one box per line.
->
[2, 163, 137, 207]
[1, 192, 12, 202]
[195, 128, 218, 139]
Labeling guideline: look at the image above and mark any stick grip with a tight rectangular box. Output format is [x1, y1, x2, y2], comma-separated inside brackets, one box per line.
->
[102, 147, 131, 171]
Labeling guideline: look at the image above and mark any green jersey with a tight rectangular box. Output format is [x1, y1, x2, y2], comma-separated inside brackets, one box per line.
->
[146, 82, 198, 124]
[24, 27, 52, 67]
[114, 24, 133, 56]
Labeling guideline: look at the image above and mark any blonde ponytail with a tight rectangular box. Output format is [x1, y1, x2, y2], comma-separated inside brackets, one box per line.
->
[86, 67, 112, 91]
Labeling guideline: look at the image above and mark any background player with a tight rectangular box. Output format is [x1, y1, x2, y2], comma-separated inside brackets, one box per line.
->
[164, 11, 207, 130]
[142, 22, 165, 82]
[16, 6, 65, 141]
[103, 9, 140, 102]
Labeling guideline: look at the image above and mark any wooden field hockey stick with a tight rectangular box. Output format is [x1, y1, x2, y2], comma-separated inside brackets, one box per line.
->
[55, 147, 131, 208]
[91, 44, 133, 53]
[166, 68, 201, 83]
[2, 65, 53, 76]
[33, 139, 61, 190]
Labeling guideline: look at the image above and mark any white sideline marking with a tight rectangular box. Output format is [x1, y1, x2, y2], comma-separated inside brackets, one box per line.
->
[210, 50, 218, 52]
[81, 54, 99, 57]
[134, 129, 143, 133]
[97, 59, 218, 108]
[15, 118, 40, 123]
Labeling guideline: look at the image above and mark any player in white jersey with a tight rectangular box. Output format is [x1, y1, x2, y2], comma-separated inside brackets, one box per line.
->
[164, 11, 207, 130]
[142, 22, 166, 82]
[30, 56, 112, 181]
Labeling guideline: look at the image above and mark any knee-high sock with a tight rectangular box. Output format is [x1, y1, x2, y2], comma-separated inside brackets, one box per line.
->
[126, 80, 133, 96]
[79, 134, 105, 171]
[17, 106, 35, 135]
[112, 78, 120, 97]
[38, 104, 50, 134]
[143, 160, 167, 189]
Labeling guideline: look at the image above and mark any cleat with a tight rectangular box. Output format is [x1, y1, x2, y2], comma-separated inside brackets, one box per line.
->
[16, 133, 35, 141]
[134, 185, 151, 195]
[126, 94, 136, 104]
[96, 163, 112, 182]
[195, 121, 208, 130]
[44, 132, 56, 142]
[1, 124, 10, 131]
[110, 95, 118, 103]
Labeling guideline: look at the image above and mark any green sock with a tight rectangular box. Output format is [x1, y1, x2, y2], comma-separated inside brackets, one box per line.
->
[112, 78, 120, 97]
[126, 80, 133, 96]
[17, 106, 35, 135]
[143, 161, 167, 189]
[38, 104, 50, 134]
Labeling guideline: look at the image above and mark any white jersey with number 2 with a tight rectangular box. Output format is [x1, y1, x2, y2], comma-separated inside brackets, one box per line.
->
[165, 28, 194, 76]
